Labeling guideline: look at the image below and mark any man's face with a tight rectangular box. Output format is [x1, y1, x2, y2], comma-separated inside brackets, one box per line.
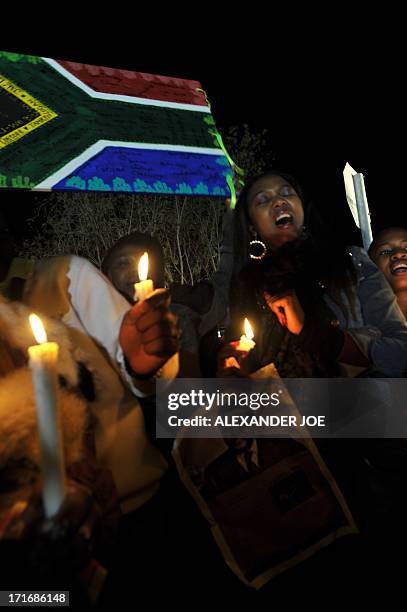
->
[107, 245, 150, 302]
[370, 228, 407, 292]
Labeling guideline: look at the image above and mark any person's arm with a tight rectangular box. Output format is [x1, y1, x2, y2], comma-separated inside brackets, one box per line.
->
[265, 290, 370, 368]
[294, 314, 370, 367]
[297, 248, 407, 375]
[345, 247, 407, 376]
[67, 257, 179, 394]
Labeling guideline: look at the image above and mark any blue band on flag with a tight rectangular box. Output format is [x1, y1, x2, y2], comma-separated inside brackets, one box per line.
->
[53, 147, 233, 196]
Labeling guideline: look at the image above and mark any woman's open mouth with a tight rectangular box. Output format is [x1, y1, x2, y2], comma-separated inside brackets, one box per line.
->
[391, 262, 407, 275]
[274, 211, 294, 229]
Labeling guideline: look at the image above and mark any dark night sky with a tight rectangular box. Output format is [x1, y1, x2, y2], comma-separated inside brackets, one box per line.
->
[1, 15, 403, 245]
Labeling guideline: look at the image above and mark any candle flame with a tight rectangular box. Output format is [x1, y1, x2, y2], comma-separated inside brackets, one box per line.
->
[29, 314, 47, 344]
[244, 318, 254, 340]
[138, 252, 149, 282]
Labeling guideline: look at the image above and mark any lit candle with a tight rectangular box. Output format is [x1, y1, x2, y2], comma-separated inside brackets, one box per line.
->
[28, 314, 65, 518]
[225, 318, 256, 369]
[237, 318, 256, 352]
[134, 252, 154, 302]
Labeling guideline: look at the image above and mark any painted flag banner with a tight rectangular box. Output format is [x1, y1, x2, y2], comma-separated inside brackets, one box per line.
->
[0, 51, 233, 195]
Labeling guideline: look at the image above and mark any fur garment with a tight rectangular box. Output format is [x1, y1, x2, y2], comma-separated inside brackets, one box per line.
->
[0, 296, 88, 484]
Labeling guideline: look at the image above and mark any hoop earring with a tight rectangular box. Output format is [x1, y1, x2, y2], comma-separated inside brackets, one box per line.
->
[249, 239, 267, 260]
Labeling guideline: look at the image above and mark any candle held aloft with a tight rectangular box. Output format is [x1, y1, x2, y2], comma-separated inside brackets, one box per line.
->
[28, 314, 66, 518]
[237, 318, 256, 352]
[134, 252, 154, 302]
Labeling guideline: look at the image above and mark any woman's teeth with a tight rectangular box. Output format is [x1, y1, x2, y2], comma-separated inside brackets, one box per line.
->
[392, 263, 407, 274]
[275, 212, 293, 227]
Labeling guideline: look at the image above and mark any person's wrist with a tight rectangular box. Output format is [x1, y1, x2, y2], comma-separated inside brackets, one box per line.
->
[124, 356, 163, 380]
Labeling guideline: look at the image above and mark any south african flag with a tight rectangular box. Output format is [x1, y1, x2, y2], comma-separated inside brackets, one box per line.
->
[0, 51, 233, 196]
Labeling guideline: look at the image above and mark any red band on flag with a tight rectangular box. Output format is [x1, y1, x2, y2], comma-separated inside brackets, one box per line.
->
[56, 61, 208, 106]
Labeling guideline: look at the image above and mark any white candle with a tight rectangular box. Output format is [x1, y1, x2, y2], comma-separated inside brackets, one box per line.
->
[134, 252, 154, 302]
[28, 314, 65, 518]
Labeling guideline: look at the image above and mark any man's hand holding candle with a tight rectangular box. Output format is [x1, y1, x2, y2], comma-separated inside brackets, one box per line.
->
[3, 479, 105, 587]
[119, 288, 180, 377]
